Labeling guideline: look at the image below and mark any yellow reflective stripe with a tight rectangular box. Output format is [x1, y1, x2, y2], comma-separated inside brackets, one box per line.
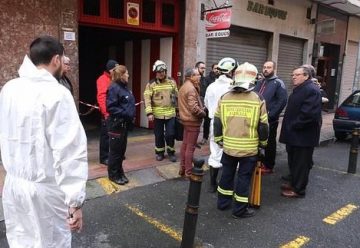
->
[260, 114, 268, 122]
[167, 147, 175, 152]
[217, 186, 233, 196]
[153, 86, 174, 90]
[223, 136, 258, 142]
[214, 136, 223, 142]
[145, 106, 153, 114]
[260, 140, 267, 146]
[214, 111, 220, 118]
[234, 194, 248, 203]
[155, 147, 165, 152]
[221, 100, 260, 105]
[224, 143, 258, 150]
[251, 105, 259, 138]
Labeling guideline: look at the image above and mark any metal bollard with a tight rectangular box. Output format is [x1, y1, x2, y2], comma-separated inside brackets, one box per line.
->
[180, 158, 205, 248]
[348, 128, 360, 174]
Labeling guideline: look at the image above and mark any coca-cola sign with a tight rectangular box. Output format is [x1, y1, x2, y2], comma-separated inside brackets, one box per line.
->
[205, 9, 231, 31]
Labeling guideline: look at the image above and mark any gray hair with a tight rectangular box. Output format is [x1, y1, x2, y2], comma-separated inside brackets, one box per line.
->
[299, 66, 312, 79]
[184, 68, 197, 78]
[301, 64, 316, 78]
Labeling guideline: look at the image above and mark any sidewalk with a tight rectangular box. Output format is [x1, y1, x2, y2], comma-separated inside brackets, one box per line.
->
[0, 113, 334, 221]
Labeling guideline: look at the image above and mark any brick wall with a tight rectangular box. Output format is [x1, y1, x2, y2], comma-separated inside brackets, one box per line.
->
[0, 0, 79, 101]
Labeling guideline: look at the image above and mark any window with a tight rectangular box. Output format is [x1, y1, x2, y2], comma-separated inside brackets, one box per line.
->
[162, 3, 175, 26]
[109, 0, 124, 19]
[343, 92, 360, 107]
[83, 0, 100, 16]
[142, 0, 156, 23]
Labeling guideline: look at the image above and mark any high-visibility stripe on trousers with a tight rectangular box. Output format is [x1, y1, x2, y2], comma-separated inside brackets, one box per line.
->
[154, 117, 176, 155]
[217, 153, 257, 216]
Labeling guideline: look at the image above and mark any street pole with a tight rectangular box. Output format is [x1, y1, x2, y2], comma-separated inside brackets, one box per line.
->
[348, 128, 360, 174]
[180, 158, 205, 248]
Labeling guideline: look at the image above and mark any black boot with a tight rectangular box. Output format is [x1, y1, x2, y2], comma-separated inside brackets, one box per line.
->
[208, 167, 219, 193]
[120, 167, 129, 184]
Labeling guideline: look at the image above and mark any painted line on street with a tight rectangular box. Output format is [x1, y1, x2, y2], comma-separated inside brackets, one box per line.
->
[280, 236, 310, 248]
[128, 135, 153, 143]
[323, 204, 359, 225]
[315, 166, 360, 178]
[96, 177, 140, 195]
[126, 204, 182, 242]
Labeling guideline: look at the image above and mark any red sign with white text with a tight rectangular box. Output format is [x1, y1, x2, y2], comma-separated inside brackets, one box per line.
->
[205, 9, 231, 31]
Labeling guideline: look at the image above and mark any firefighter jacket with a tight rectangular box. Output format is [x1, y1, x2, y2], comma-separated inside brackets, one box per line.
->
[214, 90, 269, 157]
[143, 77, 178, 119]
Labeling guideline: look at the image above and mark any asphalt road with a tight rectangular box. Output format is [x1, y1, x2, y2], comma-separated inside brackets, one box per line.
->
[1, 141, 359, 248]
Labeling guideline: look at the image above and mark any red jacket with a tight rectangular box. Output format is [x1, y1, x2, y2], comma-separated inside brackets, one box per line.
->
[96, 71, 111, 118]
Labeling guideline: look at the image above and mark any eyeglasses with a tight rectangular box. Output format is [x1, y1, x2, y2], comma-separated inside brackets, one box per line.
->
[291, 73, 305, 77]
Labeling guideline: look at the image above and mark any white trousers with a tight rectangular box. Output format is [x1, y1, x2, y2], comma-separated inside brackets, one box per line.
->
[208, 119, 223, 168]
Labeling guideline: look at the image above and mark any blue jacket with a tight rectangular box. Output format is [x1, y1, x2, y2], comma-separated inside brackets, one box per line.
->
[106, 81, 136, 121]
[279, 79, 322, 147]
[254, 76, 287, 123]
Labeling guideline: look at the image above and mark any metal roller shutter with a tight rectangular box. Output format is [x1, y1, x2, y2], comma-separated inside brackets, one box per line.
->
[206, 27, 269, 73]
[339, 41, 359, 103]
[277, 35, 305, 96]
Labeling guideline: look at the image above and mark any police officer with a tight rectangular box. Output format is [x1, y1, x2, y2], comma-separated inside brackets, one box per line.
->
[144, 60, 178, 162]
[106, 65, 136, 185]
[215, 62, 269, 218]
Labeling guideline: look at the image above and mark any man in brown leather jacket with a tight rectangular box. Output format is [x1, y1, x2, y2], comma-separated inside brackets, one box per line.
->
[178, 68, 207, 178]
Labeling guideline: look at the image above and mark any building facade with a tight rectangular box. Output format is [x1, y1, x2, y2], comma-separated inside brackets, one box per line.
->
[1, 0, 360, 128]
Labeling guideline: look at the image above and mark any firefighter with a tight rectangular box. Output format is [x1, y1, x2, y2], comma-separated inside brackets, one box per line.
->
[215, 62, 269, 218]
[144, 60, 178, 162]
[204, 57, 237, 193]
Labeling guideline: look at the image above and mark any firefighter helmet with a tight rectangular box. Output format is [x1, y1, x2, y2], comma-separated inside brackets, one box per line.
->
[217, 57, 238, 74]
[231, 62, 258, 91]
[153, 60, 167, 72]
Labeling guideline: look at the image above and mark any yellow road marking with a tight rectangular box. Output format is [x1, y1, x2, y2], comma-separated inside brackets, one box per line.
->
[126, 204, 182, 241]
[280, 236, 310, 248]
[323, 204, 359, 225]
[128, 135, 152, 142]
[96, 177, 140, 194]
[315, 166, 360, 178]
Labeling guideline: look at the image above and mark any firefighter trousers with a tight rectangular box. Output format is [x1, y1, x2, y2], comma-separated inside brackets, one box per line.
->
[217, 153, 257, 216]
[154, 117, 175, 155]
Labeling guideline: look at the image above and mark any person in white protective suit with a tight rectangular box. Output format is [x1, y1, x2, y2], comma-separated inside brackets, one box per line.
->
[0, 36, 88, 248]
[204, 57, 238, 193]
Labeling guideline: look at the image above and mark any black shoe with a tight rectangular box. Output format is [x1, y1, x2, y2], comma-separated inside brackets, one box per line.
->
[156, 154, 164, 161]
[281, 174, 292, 181]
[232, 208, 255, 219]
[100, 159, 109, 166]
[109, 177, 126, 185]
[121, 174, 129, 184]
[168, 154, 177, 162]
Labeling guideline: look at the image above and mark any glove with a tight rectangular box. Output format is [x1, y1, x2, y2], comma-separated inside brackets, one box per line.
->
[217, 141, 224, 148]
[258, 148, 265, 161]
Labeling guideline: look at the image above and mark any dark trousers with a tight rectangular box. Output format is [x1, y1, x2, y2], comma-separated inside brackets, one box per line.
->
[286, 145, 314, 195]
[217, 153, 257, 216]
[154, 118, 175, 155]
[108, 128, 128, 180]
[100, 118, 109, 163]
[264, 121, 279, 169]
[202, 116, 210, 140]
[180, 125, 200, 175]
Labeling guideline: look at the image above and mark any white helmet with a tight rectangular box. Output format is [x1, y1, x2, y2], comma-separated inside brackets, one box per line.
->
[217, 57, 238, 74]
[153, 60, 167, 72]
[231, 62, 258, 91]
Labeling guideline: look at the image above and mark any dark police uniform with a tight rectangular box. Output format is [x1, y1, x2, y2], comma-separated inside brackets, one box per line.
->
[106, 80, 136, 184]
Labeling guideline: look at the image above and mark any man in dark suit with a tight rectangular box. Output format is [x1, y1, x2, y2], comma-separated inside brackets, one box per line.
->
[279, 66, 322, 198]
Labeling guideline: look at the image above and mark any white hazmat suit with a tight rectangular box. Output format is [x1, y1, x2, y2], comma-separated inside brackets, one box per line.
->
[204, 75, 233, 168]
[0, 56, 88, 247]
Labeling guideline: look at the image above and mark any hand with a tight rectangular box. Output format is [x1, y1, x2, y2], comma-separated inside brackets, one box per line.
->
[148, 114, 154, 122]
[217, 141, 223, 148]
[67, 207, 83, 233]
[258, 148, 265, 161]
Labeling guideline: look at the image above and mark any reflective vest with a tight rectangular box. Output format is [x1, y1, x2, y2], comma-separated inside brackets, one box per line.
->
[143, 77, 178, 119]
[214, 91, 268, 157]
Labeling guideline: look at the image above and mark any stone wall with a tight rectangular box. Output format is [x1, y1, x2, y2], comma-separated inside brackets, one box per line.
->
[0, 0, 79, 101]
